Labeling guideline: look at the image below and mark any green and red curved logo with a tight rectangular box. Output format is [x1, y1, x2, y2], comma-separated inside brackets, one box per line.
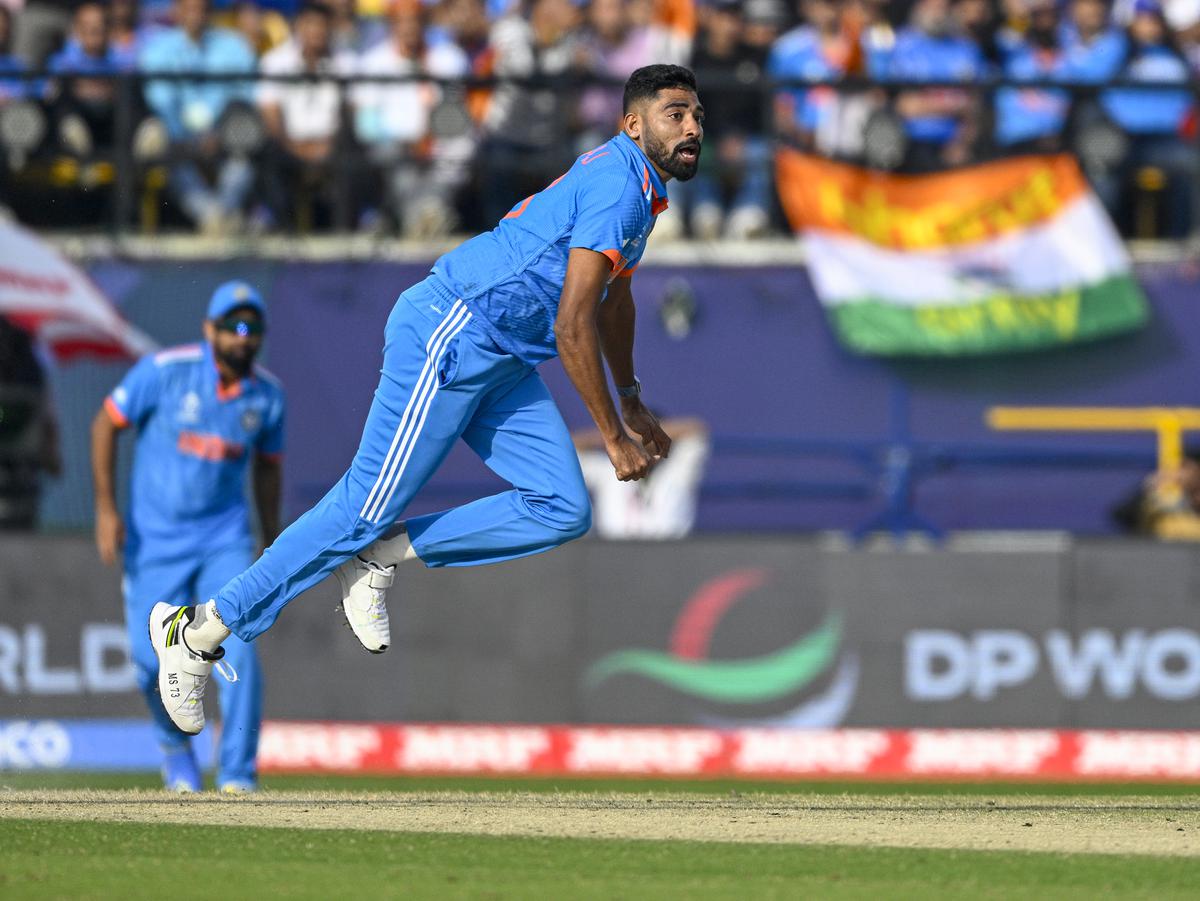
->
[585, 568, 859, 727]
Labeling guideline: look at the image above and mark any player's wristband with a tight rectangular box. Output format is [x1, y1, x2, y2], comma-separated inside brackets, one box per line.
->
[616, 378, 641, 399]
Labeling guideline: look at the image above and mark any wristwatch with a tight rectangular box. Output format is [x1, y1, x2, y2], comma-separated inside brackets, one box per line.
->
[615, 377, 642, 398]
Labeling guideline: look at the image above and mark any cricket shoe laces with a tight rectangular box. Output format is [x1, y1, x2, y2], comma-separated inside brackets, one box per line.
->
[334, 555, 393, 654]
[149, 602, 237, 736]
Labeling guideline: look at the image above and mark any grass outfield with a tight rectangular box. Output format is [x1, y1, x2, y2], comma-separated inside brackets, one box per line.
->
[4, 817, 1200, 901]
[2, 774, 1199, 899]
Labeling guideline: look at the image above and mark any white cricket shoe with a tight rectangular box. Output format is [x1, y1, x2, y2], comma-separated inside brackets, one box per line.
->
[149, 602, 233, 735]
[334, 555, 393, 653]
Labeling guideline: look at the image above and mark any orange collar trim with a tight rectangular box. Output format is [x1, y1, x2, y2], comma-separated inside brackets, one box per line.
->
[216, 378, 242, 401]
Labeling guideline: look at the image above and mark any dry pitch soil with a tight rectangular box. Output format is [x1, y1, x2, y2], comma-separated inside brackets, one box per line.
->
[3, 790, 1200, 857]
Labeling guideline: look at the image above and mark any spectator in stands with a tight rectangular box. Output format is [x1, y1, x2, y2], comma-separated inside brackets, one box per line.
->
[429, 0, 495, 154]
[107, 0, 144, 69]
[994, 0, 1033, 63]
[139, 0, 257, 234]
[1113, 453, 1200, 541]
[1184, 452, 1200, 514]
[676, 0, 771, 239]
[994, 0, 1073, 149]
[327, 0, 385, 52]
[1099, 0, 1197, 235]
[0, 6, 31, 102]
[479, 0, 582, 225]
[1171, 1, 1200, 72]
[768, 0, 860, 155]
[886, 0, 986, 170]
[578, 0, 655, 149]
[431, 0, 492, 65]
[258, 0, 356, 230]
[11, 0, 74, 67]
[646, 0, 696, 64]
[1062, 0, 1128, 77]
[47, 3, 130, 156]
[352, 0, 471, 236]
[955, 0, 1003, 66]
[742, 0, 787, 51]
[225, 0, 291, 57]
[845, 0, 896, 73]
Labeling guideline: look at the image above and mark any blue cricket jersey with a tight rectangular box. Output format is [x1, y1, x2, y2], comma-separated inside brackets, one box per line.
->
[884, 29, 984, 144]
[767, 26, 850, 135]
[1102, 45, 1193, 135]
[431, 131, 668, 365]
[105, 342, 285, 560]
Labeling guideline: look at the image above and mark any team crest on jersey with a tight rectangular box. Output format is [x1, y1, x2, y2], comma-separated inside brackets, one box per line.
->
[178, 391, 202, 425]
[240, 409, 261, 433]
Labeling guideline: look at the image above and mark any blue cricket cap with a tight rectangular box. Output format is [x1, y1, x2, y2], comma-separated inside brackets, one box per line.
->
[207, 281, 266, 321]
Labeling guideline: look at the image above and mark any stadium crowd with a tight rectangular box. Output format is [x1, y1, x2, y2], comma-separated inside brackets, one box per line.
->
[0, 0, 1196, 236]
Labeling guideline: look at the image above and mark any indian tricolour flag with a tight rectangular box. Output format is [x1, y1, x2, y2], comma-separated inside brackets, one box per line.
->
[776, 151, 1149, 356]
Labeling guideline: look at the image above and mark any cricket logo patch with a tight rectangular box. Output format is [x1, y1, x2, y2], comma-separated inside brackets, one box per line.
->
[178, 391, 201, 425]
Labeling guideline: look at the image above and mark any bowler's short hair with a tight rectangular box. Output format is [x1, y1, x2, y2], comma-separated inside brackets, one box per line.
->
[622, 65, 698, 114]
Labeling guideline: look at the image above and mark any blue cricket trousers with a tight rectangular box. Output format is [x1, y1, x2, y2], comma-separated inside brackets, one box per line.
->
[125, 542, 262, 784]
[215, 276, 592, 641]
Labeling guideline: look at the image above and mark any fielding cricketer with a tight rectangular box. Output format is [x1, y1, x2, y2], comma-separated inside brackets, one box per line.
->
[93, 282, 284, 789]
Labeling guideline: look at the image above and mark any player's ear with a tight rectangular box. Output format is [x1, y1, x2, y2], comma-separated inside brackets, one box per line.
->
[623, 110, 642, 141]
[203, 320, 216, 343]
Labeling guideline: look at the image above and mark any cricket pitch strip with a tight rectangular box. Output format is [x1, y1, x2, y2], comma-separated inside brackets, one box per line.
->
[3, 790, 1199, 857]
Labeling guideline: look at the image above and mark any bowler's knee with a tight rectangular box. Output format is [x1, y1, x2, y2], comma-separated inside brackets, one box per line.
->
[558, 495, 592, 542]
[526, 483, 591, 541]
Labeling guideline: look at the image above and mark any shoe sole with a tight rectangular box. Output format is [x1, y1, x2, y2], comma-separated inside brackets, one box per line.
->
[148, 603, 203, 735]
[334, 564, 388, 655]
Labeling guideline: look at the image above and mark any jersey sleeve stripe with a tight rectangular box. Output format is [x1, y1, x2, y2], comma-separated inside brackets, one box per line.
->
[104, 396, 130, 429]
[502, 195, 534, 220]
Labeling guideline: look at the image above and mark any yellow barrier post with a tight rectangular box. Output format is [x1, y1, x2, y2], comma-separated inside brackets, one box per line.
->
[986, 406, 1200, 511]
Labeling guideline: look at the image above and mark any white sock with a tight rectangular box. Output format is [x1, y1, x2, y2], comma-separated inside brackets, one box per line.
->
[366, 528, 419, 566]
[183, 600, 231, 654]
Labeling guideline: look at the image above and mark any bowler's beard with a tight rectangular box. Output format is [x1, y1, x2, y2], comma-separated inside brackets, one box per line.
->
[643, 128, 701, 181]
[215, 344, 256, 378]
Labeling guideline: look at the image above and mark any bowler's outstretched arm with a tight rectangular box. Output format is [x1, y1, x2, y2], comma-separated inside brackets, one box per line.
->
[555, 247, 654, 482]
[598, 276, 671, 460]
